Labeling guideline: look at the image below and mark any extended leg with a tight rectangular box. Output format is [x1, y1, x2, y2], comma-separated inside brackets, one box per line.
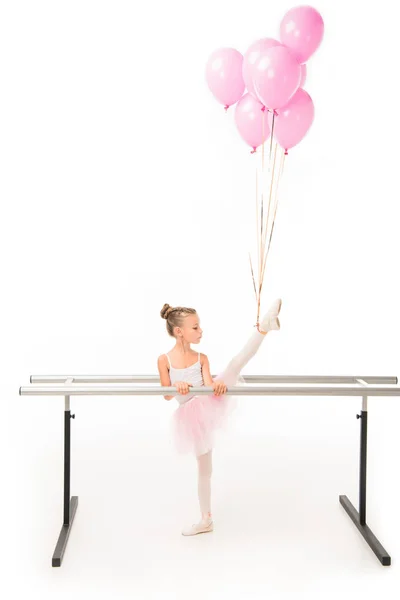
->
[218, 300, 282, 386]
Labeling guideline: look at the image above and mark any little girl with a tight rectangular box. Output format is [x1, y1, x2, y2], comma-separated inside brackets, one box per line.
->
[157, 299, 282, 536]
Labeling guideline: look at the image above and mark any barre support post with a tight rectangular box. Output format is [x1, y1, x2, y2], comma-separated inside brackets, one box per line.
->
[339, 395, 391, 566]
[52, 394, 78, 567]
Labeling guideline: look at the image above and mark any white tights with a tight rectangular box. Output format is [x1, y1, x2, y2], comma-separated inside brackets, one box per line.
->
[196, 327, 269, 520]
[197, 450, 213, 518]
[217, 328, 269, 387]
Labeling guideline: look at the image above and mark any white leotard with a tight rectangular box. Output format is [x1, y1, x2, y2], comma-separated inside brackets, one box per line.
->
[165, 352, 204, 404]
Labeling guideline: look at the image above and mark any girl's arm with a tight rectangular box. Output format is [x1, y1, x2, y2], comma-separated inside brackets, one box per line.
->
[202, 354, 227, 395]
[157, 355, 175, 400]
[201, 354, 214, 386]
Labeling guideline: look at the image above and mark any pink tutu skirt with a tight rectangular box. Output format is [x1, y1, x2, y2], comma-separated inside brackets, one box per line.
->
[171, 373, 245, 457]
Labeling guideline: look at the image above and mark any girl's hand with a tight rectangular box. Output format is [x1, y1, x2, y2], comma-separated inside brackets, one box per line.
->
[175, 381, 193, 394]
[212, 380, 227, 396]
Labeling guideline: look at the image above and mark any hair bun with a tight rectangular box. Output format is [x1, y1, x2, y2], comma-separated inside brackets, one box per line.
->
[160, 303, 173, 319]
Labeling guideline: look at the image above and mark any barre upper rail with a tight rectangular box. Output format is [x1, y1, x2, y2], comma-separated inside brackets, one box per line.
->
[19, 384, 400, 397]
[28, 375, 398, 384]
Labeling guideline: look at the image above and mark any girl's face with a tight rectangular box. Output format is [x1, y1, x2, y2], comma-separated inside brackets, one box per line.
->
[176, 314, 203, 343]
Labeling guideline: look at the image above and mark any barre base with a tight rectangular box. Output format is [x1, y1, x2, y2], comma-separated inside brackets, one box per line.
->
[52, 496, 79, 567]
[339, 495, 391, 566]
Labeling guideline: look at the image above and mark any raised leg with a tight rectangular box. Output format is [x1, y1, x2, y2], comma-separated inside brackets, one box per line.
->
[218, 299, 280, 386]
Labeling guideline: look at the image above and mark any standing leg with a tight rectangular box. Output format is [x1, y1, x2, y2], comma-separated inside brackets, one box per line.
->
[197, 450, 213, 521]
[181, 450, 214, 536]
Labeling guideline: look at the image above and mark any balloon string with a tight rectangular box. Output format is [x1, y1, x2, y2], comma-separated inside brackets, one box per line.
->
[255, 162, 260, 302]
[257, 108, 266, 312]
[260, 145, 286, 285]
[255, 113, 272, 327]
[262, 111, 277, 273]
[260, 106, 265, 251]
[261, 140, 278, 257]
[261, 143, 282, 281]
[258, 140, 278, 319]
[249, 147, 260, 305]
[269, 111, 276, 163]
[249, 253, 258, 301]
[261, 139, 277, 264]
[249, 153, 260, 306]
[251, 109, 282, 330]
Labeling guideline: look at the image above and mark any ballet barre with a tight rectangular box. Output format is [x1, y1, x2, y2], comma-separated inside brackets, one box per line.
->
[19, 374, 399, 567]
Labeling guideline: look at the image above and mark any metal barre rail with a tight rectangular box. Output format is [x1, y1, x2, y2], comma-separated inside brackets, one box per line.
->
[29, 374, 398, 384]
[20, 385, 400, 396]
[19, 373, 399, 567]
[20, 374, 400, 396]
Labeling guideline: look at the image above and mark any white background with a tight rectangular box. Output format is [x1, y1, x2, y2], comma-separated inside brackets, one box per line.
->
[1, 0, 399, 598]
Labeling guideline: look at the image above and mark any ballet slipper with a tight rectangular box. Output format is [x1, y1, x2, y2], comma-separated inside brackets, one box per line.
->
[181, 517, 214, 536]
[259, 298, 282, 333]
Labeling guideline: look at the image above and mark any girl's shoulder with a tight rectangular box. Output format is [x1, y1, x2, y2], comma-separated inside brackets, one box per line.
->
[157, 354, 168, 368]
[199, 352, 210, 367]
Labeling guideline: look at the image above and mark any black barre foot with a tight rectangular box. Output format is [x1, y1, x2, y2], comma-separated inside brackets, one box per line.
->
[339, 495, 391, 566]
[52, 496, 79, 567]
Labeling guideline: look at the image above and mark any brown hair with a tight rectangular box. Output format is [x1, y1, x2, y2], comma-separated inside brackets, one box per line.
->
[160, 303, 197, 338]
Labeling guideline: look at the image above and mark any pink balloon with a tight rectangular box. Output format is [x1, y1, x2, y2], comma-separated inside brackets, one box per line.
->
[242, 38, 282, 97]
[205, 48, 245, 108]
[251, 45, 301, 110]
[273, 88, 315, 152]
[234, 93, 270, 152]
[299, 63, 307, 87]
[280, 6, 324, 64]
